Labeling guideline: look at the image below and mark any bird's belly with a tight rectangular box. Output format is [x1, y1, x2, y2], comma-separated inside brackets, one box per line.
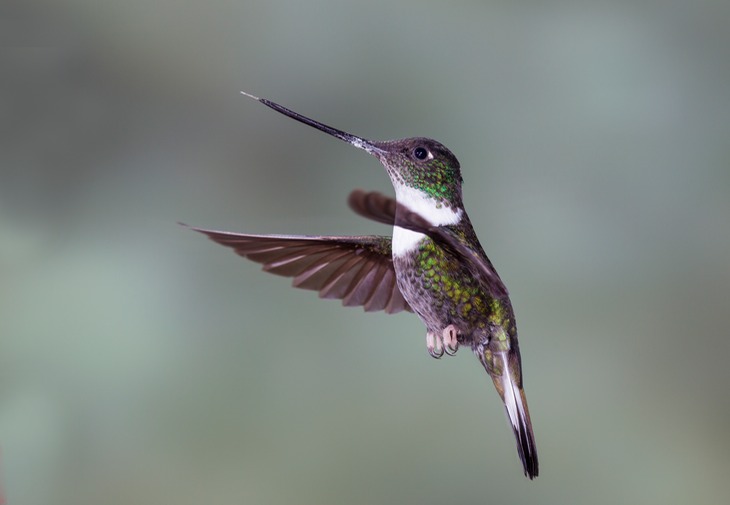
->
[392, 238, 488, 333]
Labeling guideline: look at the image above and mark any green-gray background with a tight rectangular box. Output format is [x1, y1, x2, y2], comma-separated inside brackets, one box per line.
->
[2, 1, 729, 504]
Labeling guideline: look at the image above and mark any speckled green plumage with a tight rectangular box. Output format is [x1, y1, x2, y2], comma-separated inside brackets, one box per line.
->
[406, 157, 461, 202]
[414, 237, 487, 325]
[393, 217, 516, 343]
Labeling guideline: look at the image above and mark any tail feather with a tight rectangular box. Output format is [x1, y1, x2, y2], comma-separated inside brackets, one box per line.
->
[473, 333, 539, 478]
[492, 352, 539, 479]
[502, 376, 539, 479]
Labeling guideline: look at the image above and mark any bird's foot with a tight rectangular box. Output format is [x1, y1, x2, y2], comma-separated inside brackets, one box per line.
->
[443, 325, 459, 356]
[426, 325, 459, 359]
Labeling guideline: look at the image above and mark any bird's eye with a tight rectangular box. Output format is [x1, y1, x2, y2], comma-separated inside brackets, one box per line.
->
[413, 147, 429, 160]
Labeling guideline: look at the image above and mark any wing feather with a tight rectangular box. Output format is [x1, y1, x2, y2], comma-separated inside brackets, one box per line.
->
[348, 189, 397, 225]
[184, 226, 412, 314]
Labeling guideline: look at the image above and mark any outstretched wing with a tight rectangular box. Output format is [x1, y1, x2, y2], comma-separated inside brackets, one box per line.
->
[185, 225, 412, 314]
[347, 189, 509, 298]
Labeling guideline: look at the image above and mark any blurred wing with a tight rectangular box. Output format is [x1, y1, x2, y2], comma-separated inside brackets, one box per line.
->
[347, 189, 508, 297]
[348, 189, 397, 226]
[185, 225, 412, 314]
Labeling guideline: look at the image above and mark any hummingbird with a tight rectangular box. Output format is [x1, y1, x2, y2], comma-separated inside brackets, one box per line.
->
[186, 92, 538, 479]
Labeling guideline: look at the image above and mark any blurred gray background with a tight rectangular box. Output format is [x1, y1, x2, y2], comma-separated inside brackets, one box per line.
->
[2, 1, 729, 504]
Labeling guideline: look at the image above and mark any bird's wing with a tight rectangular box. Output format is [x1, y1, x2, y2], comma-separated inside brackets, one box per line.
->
[185, 225, 412, 314]
[346, 190, 509, 298]
[347, 189, 397, 225]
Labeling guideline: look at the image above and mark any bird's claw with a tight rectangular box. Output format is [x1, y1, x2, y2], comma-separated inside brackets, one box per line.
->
[426, 325, 459, 359]
[427, 330, 444, 358]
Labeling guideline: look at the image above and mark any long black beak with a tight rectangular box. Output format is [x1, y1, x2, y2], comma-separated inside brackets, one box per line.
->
[241, 92, 384, 155]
